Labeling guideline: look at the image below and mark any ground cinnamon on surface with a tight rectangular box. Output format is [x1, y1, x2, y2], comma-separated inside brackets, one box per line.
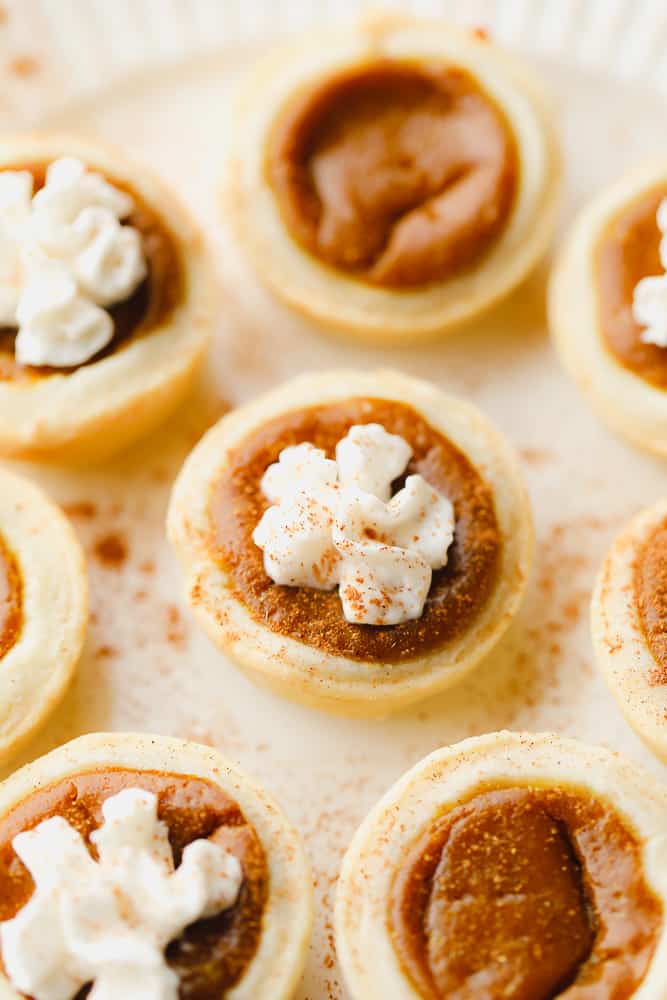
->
[93, 532, 128, 569]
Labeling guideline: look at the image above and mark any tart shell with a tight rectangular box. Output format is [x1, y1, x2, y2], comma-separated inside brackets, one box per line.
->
[0, 466, 87, 764]
[592, 499, 667, 763]
[549, 161, 667, 456]
[224, 14, 562, 344]
[0, 133, 216, 464]
[335, 730, 667, 1000]
[167, 369, 534, 718]
[0, 731, 313, 1000]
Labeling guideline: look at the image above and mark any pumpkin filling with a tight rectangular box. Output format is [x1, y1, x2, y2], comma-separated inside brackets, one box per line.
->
[391, 785, 662, 1000]
[210, 397, 502, 662]
[0, 533, 22, 660]
[596, 184, 667, 388]
[266, 59, 518, 288]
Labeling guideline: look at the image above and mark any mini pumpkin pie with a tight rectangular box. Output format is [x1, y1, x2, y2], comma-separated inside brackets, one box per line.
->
[0, 133, 215, 463]
[336, 730, 667, 1000]
[226, 15, 561, 343]
[167, 369, 533, 716]
[0, 466, 86, 763]
[0, 731, 312, 999]
[549, 162, 667, 455]
[591, 498, 667, 763]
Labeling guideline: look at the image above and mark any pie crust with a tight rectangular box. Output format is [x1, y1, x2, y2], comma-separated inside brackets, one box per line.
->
[167, 369, 533, 717]
[549, 161, 667, 456]
[335, 730, 667, 1000]
[0, 731, 313, 1000]
[0, 466, 87, 763]
[225, 14, 561, 344]
[592, 499, 667, 763]
[0, 133, 216, 464]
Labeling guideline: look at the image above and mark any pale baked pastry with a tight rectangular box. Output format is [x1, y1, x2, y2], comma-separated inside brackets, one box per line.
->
[167, 369, 533, 717]
[226, 14, 561, 343]
[0, 133, 216, 463]
[336, 730, 667, 1000]
[0, 731, 312, 1000]
[592, 499, 667, 763]
[0, 466, 87, 763]
[550, 162, 667, 455]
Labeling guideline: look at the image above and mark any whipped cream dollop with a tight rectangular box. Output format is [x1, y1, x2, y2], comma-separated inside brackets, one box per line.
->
[253, 423, 455, 625]
[633, 198, 667, 348]
[0, 158, 146, 367]
[0, 787, 242, 1000]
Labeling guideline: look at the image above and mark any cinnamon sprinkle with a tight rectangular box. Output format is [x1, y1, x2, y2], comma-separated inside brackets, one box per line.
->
[8, 54, 40, 78]
[93, 532, 128, 569]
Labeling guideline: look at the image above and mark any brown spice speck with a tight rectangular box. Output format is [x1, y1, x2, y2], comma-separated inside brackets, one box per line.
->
[93, 532, 128, 569]
[95, 645, 117, 660]
[63, 500, 97, 520]
[520, 447, 554, 467]
[8, 54, 40, 78]
[166, 604, 188, 647]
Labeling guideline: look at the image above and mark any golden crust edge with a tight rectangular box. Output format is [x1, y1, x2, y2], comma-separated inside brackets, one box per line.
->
[591, 499, 667, 764]
[0, 467, 88, 765]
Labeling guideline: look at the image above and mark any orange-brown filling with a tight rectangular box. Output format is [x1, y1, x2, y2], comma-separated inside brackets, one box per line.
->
[0, 161, 183, 381]
[391, 785, 662, 1000]
[266, 60, 518, 288]
[0, 768, 268, 999]
[0, 533, 22, 660]
[596, 184, 667, 388]
[209, 397, 501, 663]
[635, 516, 667, 685]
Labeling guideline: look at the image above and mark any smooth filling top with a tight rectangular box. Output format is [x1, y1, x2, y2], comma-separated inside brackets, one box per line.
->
[391, 785, 662, 1000]
[634, 516, 667, 685]
[0, 534, 22, 660]
[266, 60, 518, 288]
[210, 398, 501, 663]
[596, 184, 667, 388]
[0, 161, 183, 380]
[0, 768, 268, 999]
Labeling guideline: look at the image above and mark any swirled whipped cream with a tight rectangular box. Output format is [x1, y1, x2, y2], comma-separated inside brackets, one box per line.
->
[253, 423, 455, 625]
[0, 158, 146, 367]
[0, 787, 242, 1000]
[633, 198, 667, 348]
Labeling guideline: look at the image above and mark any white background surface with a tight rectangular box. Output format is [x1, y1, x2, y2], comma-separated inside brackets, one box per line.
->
[2, 2, 667, 997]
